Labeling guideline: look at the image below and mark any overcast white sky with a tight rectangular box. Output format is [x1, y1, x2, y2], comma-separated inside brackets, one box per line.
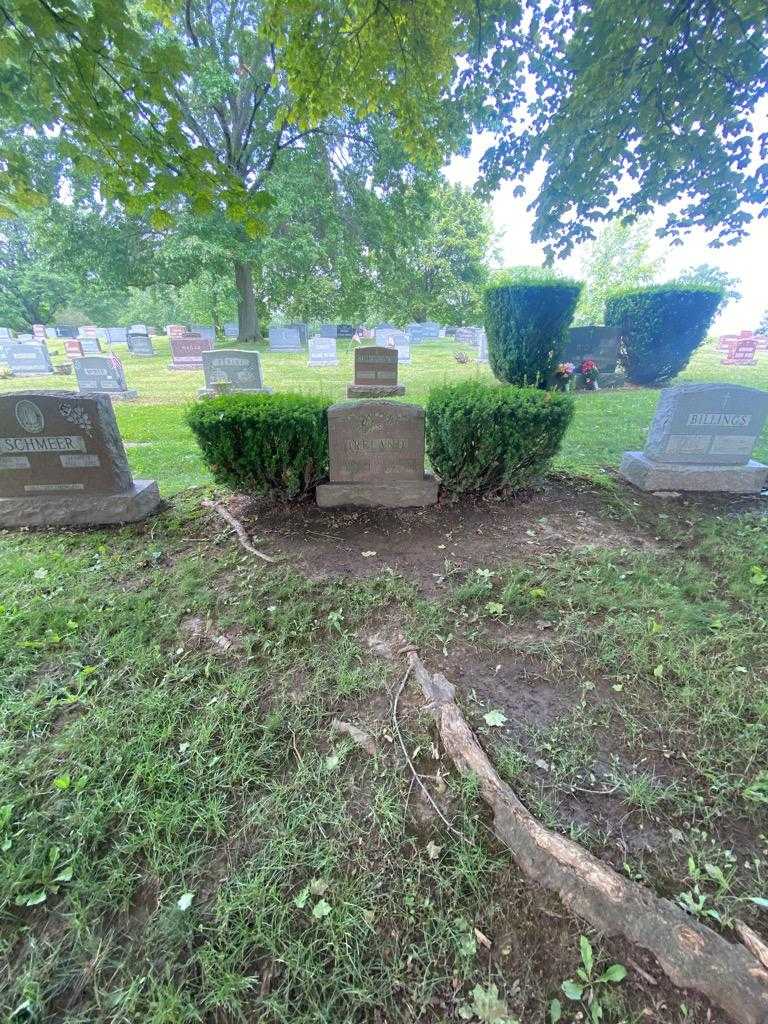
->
[444, 125, 768, 336]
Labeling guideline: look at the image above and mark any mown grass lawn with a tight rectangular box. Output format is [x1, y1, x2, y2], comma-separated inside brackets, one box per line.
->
[1, 338, 767, 1023]
[1, 336, 766, 492]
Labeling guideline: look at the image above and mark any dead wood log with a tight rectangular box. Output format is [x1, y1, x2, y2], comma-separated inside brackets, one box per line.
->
[736, 921, 768, 972]
[408, 652, 768, 1024]
[202, 499, 277, 563]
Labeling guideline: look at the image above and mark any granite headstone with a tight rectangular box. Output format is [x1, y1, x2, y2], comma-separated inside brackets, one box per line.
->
[563, 327, 621, 373]
[620, 383, 768, 493]
[308, 335, 339, 367]
[317, 401, 438, 508]
[7, 343, 54, 376]
[199, 349, 271, 397]
[223, 321, 239, 339]
[106, 327, 128, 345]
[64, 339, 84, 359]
[127, 331, 155, 356]
[319, 324, 354, 339]
[74, 355, 137, 400]
[268, 326, 303, 352]
[347, 346, 404, 398]
[0, 391, 160, 526]
[169, 332, 213, 370]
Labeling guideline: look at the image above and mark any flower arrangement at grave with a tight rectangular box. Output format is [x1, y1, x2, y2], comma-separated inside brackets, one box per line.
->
[454, 351, 469, 364]
[579, 358, 600, 390]
[553, 361, 575, 391]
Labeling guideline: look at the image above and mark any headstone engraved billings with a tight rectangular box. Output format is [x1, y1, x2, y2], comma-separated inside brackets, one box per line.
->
[268, 326, 303, 352]
[308, 335, 339, 367]
[169, 332, 213, 370]
[74, 355, 137, 400]
[384, 330, 411, 364]
[620, 383, 768, 493]
[563, 327, 621, 373]
[316, 401, 439, 508]
[347, 346, 405, 398]
[199, 349, 272, 397]
[7, 343, 54, 376]
[0, 391, 160, 526]
[127, 329, 155, 356]
[65, 339, 84, 359]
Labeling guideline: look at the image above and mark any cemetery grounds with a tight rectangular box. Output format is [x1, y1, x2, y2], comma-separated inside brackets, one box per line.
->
[0, 337, 767, 1023]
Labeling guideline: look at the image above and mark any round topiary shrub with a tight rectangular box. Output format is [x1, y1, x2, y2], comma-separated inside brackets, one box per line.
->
[605, 284, 723, 385]
[484, 268, 583, 387]
[186, 392, 331, 500]
[425, 380, 574, 495]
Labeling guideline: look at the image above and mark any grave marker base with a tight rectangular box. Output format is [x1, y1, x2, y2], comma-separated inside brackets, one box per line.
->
[620, 452, 768, 494]
[197, 386, 273, 398]
[346, 383, 405, 398]
[0, 479, 161, 528]
[317, 474, 439, 509]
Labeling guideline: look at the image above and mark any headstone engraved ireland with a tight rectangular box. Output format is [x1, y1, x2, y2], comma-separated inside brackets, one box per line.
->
[64, 339, 84, 359]
[0, 392, 160, 526]
[199, 350, 272, 397]
[223, 321, 239, 339]
[384, 330, 411, 364]
[620, 383, 768, 493]
[7, 343, 54, 376]
[106, 327, 128, 345]
[268, 325, 302, 352]
[563, 327, 621, 373]
[347, 346, 405, 398]
[169, 332, 213, 370]
[127, 328, 155, 356]
[317, 401, 439, 508]
[308, 335, 339, 367]
[74, 355, 137, 400]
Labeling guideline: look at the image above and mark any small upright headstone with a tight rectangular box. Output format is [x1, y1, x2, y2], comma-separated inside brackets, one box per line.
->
[308, 335, 339, 367]
[285, 322, 309, 344]
[168, 332, 213, 370]
[199, 350, 271, 397]
[74, 355, 137, 400]
[319, 324, 354, 339]
[45, 327, 58, 340]
[79, 334, 103, 355]
[721, 336, 758, 366]
[268, 326, 302, 352]
[191, 324, 215, 343]
[347, 346, 405, 398]
[384, 330, 411, 364]
[166, 324, 187, 341]
[32, 324, 46, 341]
[127, 330, 155, 356]
[620, 383, 768, 493]
[7, 343, 54, 376]
[55, 325, 78, 339]
[477, 331, 489, 363]
[223, 322, 239, 339]
[0, 327, 12, 341]
[407, 322, 440, 344]
[374, 323, 396, 345]
[316, 401, 438, 508]
[64, 339, 84, 359]
[106, 327, 128, 345]
[563, 327, 621, 373]
[454, 326, 479, 345]
[0, 391, 160, 526]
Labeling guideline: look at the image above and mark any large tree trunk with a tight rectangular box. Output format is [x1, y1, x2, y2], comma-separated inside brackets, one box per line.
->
[234, 260, 259, 342]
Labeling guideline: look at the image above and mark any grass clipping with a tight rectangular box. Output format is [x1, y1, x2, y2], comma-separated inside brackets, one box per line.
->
[406, 652, 768, 1024]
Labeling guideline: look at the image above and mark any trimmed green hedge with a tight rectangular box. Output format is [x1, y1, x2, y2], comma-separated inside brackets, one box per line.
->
[605, 284, 723, 385]
[425, 381, 574, 494]
[484, 269, 583, 387]
[186, 392, 331, 499]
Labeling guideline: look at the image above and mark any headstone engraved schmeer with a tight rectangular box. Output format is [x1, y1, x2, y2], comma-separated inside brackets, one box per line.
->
[620, 383, 768, 493]
[127, 330, 155, 356]
[74, 355, 137, 400]
[308, 335, 339, 367]
[316, 401, 438, 508]
[64, 339, 84, 359]
[169, 332, 213, 370]
[7, 343, 55, 376]
[0, 391, 160, 526]
[268, 326, 303, 352]
[563, 327, 621, 373]
[199, 350, 272, 397]
[347, 346, 405, 398]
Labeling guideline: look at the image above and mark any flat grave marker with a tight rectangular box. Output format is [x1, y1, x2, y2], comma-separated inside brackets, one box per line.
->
[620, 383, 768, 493]
[0, 391, 160, 526]
[199, 349, 271, 396]
[74, 355, 137, 400]
[7, 343, 54, 376]
[308, 335, 339, 367]
[317, 400, 438, 508]
[347, 346, 404, 398]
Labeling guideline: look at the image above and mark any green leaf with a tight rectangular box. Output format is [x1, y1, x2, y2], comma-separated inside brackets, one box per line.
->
[598, 964, 627, 983]
[549, 998, 562, 1023]
[312, 898, 332, 919]
[483, 709, 507, 728]
[149, 210, 174, 231]
[177, 891, 194, 911]
[53, 774, 71, 790]
[23, 890, 48, 906]
[53, 865, 73, 883]
[750, 897, 768, 909]
[579, 934, 593, 976]
[561, 980, 583, 1000]
[294, 885, 310, 909]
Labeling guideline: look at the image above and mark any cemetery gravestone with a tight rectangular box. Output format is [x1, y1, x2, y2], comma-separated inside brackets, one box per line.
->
[620, 383, 768, 493]
[32, 324, 46, 341]
[268, 326, 302, 352]
[477, 331, 489, 363]
[45, 327, 58, 340]
[454, 327, 480, 345]
[308, 335, 339, 367]
[0, 391, 160, 526]
[55, 326, 78, 339]
[0, 327, 11, 341]
[374, 323, 396, 344]
[80, 336, 103, 355]
[191, 325, 215, 343]
[722, 336, 758, 366]
[223, 322, 239, 339]
[166, 324, 187, 340]
[74, 355, 137, 400]
[384, 330, 411, 364]
[320, 324, 354, 339]
[347, 346, 405, 398]
[0, 339, 11, 362]
[106, 327, 128, 345]
[65, 339, 84, 359]
[286, 322, 309, 344]
[7, 343, 54, 376]
[169, 332, 213, 370]
[317, 401, 438, 508]
[127, 331, 155, 356]
[199, 350, 271, 397]
[563, 327, 621, 373]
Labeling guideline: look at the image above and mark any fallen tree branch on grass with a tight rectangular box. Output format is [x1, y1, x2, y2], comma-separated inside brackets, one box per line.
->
[330, 719, 378, 756]
[407, 651, 768, 1024]
[202, 499, 278, 563]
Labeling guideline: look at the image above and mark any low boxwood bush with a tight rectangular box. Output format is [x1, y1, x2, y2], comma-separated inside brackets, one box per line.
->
[605, 284, 723, 385]
[425, 380, 574, 494]
[186, 392, 331, 499]
[485, 267, 583, 387]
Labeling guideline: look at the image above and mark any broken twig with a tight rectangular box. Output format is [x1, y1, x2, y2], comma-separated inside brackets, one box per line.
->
[202, 499, 277, 563]
[331, 719, 378, 757]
